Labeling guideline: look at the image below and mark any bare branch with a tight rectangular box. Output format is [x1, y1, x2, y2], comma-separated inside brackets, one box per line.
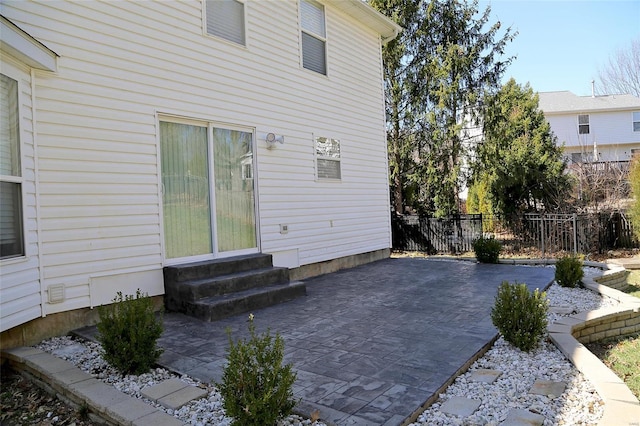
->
[596, 38, 640, 96]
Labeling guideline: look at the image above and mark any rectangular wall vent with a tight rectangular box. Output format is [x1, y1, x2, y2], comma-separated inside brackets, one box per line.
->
[48, 284, 65, 304]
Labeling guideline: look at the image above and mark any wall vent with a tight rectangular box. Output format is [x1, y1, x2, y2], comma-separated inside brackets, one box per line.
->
[48, 284, 65, 304]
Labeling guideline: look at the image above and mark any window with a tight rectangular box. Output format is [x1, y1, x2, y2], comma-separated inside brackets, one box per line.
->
[0, 73, 24, 259]
[205, 0, 245, 45]
[315, 137, 340, 179]
[633, 112, 640, 132]
[300, 0, 326, 75]
[578, 114, 590, 134]
[571, 152, 583, 163]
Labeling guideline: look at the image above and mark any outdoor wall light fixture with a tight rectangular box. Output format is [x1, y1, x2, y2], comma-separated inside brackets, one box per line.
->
[265, 132, 284, 149]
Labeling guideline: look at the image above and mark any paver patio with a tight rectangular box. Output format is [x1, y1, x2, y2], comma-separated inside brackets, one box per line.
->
[78, 257, 555, 425]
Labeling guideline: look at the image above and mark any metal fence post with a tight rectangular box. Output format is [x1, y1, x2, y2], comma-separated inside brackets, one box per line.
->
[540, 213, 546, 255]
[573, 213, 578, 254]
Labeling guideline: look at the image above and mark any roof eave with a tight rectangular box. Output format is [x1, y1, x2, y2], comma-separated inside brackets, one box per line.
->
[331, 1, 402, 44]
[543, 105, 640, 115]
[1, 15, 58, 72]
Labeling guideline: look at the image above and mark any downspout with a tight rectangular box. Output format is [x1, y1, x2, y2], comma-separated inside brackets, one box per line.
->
[32, 69, 47, 318]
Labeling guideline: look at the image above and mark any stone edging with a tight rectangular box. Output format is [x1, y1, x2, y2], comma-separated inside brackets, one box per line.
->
[1, 347, 186, 426]
[428, 256, 640, 425]
[504, 259, 640, 426]
[548, 261, 640, 426]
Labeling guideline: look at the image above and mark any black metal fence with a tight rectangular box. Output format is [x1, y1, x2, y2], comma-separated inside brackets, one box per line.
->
[391, 211, 638, 255]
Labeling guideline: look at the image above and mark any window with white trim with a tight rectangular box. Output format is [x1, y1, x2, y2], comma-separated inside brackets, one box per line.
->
[578, 114, 590, 134]
[300, 0, 327, 75]
[315, 137, 340, 180]
[0, 73, 24, 259]
[633, 111, 640, 132]
[205, 0, 245, 45]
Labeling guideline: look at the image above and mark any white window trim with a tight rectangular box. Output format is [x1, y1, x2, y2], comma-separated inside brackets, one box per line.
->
[155, 112, 261, 266]
[202, 0, 249, 48]
[299, 0, 328, 76]
[314, 135, 341, 181]
[0, 66, 27, 262]
[578, 114, 590, 135]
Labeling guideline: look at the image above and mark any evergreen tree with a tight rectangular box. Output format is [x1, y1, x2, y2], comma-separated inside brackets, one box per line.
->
[628, 156, 640, 240]
[371, 0, 515, 216]
[474, 79, 571, 217]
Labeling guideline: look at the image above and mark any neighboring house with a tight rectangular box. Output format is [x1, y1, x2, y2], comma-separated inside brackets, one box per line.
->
[538, 90, 640, 167]
[0, 1, 400, 344]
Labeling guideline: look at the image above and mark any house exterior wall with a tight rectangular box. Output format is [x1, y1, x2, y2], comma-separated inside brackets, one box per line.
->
[0, 57, 42, 331]
[546, 110, 640, 162]
[0, 0, 392, 332]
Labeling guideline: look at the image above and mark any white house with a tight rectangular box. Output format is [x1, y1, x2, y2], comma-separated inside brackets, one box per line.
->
[538, 91, 640, 165]
[0, 0, 400, 345]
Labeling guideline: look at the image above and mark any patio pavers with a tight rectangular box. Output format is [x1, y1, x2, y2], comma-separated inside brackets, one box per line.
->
[152, 258, 554, 425]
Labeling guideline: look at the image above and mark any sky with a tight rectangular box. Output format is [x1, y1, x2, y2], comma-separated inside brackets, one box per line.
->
[477, 0, 640, 96]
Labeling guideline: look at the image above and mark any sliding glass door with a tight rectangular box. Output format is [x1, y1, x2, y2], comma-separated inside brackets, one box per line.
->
[160, 120, 257, 262]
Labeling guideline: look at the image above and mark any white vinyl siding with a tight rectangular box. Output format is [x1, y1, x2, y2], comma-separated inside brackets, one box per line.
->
[0, 0, 391, 324]
[205, 0, 245, 45]
[0, 59, 41, 332]
[300, 0, 327, 75]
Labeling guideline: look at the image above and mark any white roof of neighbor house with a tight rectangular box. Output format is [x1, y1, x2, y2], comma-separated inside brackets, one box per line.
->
[336, 1, 402, 42]
[538, 91, 640, 114]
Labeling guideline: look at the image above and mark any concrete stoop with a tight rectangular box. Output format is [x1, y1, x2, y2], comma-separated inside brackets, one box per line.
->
[1, 347, 188, 426]
[163, 253, 307, 322]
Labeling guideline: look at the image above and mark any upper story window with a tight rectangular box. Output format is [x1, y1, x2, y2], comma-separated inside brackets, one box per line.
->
[633, 112, 640, 132]
[578, 114, 590, 134]
[315, 136, 341, 180]
[205, 0, 245, 45]
[0, 73, 24, 259]
[301, 0, 327, 75]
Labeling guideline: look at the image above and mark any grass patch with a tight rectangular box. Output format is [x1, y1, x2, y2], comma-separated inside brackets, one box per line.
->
[625, 270, 640, 298]
[587, 333, 640, 400]
[585, 269, 640, 400]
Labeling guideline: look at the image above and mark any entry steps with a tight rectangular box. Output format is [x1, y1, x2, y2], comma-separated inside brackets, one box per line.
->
[163, 253, 306, 321]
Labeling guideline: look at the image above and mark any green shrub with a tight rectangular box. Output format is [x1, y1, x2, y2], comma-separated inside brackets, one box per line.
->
[473, 236, 502, 263]
[491, 281, 549, 352]
[555, 255, 584, 288]
[217, 314, 297, 426]
[97, 289, 163, 375]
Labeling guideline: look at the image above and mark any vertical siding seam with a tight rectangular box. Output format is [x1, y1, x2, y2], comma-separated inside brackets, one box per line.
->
[32, 69, 46, 318]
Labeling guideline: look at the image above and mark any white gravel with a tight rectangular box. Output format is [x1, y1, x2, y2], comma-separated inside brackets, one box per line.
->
[35, 266, 618, 426]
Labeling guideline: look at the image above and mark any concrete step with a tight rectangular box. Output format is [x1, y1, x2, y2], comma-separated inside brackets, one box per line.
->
[166, 267, 289, 305]
[163, 253, 275, 283]
[187, 281, 307, 322]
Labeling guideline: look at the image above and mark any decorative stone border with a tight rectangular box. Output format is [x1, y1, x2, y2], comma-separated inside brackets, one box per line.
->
[502, 259, 640, 426]
[427, 256, 640, 425]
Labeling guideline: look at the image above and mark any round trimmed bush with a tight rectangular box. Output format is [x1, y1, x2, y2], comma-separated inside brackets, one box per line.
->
[473, 236, 502, 263]
[491, 281, 548, 352]
[555, 255, 584, 288]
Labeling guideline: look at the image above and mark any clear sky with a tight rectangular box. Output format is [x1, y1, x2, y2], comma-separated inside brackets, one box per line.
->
[478, 0, 640, 96]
